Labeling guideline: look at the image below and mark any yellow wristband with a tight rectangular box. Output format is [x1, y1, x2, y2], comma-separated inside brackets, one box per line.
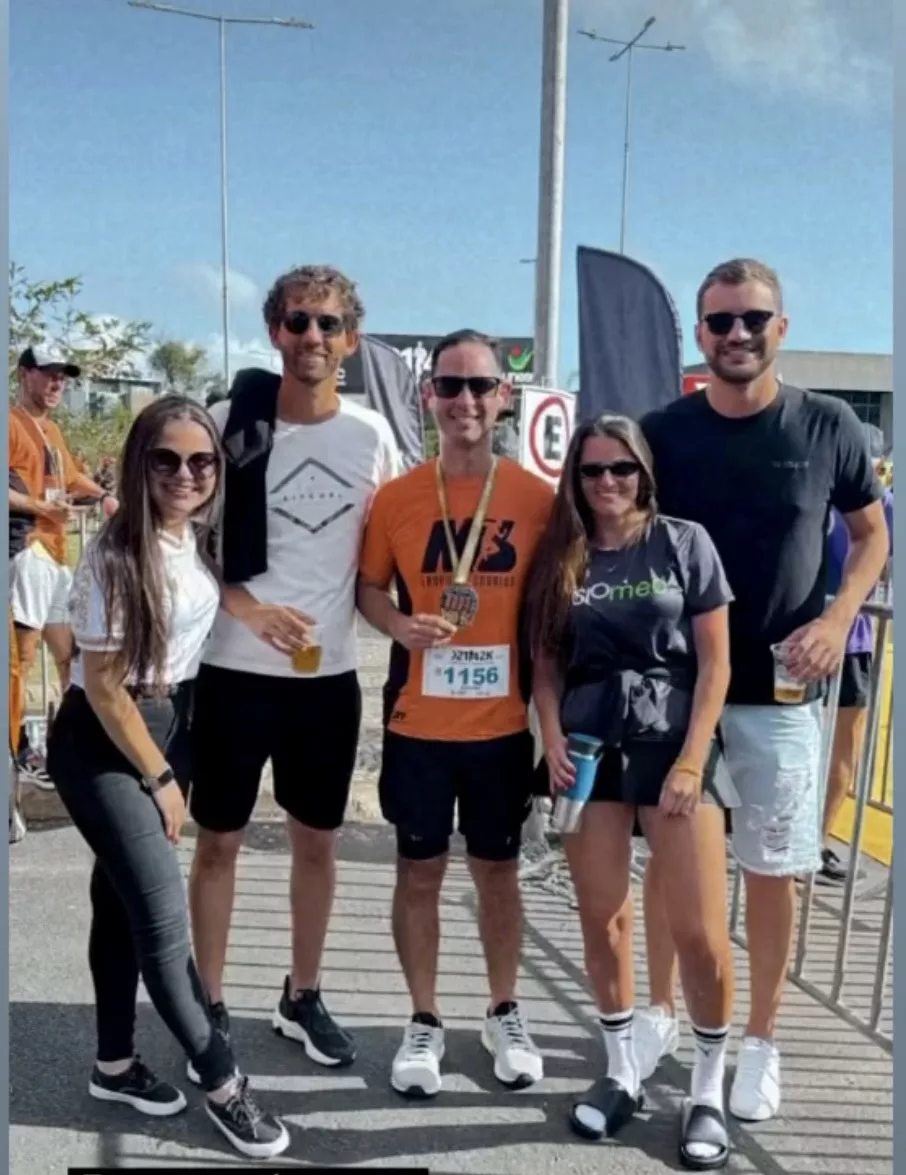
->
[672, 761, 704, 779]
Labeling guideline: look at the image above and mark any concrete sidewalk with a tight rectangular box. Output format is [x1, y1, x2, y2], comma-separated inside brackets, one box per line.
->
[10, 817, 892, 1174]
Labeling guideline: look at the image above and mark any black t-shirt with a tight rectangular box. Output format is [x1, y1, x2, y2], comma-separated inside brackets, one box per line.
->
[560, 515, 733, 743]
[640, 385, 882, 705]
[9, 470, 32, 561]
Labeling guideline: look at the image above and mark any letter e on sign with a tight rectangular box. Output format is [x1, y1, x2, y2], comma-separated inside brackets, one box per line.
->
[520, 388, 575, 484]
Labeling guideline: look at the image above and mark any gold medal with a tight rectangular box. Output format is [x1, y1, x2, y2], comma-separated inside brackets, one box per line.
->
[435, 456, 498, 630]
[440, 583, 480, 628]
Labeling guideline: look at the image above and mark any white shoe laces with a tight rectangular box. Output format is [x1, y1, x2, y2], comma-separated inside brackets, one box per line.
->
[403, 1024, 438, 1060]
[496, 1007, 532, 1048]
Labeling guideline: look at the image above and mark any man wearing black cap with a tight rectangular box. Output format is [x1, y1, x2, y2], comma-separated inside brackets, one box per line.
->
[9, 344, 115, 786]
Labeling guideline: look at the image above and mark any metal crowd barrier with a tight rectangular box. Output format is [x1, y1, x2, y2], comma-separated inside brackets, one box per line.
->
[728, 596, 894, 1053]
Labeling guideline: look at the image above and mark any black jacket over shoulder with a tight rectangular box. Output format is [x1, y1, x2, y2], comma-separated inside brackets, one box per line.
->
[220, 367, 281, 585]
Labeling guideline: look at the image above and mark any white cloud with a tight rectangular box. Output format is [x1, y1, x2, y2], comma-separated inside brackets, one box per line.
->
[179, 262, 261, 309]
[574, 0, 890, 108]
[202, 333, 281, 377]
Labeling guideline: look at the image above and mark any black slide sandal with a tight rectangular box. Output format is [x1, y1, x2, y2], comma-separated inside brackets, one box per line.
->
[569, 1076, 643, 1141]
[678, 1099, 730, 1170]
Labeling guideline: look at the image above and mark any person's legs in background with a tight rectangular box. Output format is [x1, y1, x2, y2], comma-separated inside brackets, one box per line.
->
[820, 653, 871, 883]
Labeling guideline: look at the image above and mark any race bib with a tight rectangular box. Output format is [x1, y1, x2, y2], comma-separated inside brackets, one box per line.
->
[422, 645, 510, 700]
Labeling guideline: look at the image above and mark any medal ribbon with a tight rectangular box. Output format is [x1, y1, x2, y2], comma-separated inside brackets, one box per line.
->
[435, 456, 499, 586]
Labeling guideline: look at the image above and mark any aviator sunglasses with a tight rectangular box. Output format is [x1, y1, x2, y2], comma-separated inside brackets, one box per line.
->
[282, 310, 347, 337]
[579, 460, 641, 480]
[148, 448, 219, 479]
[702, 309, 775, 336]
[432, 375, 502, 399]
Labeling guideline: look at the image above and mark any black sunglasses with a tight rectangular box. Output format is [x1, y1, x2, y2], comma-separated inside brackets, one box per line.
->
[282, 311, 347, 337]
[148, 448, 219, 479]
[702, 310, 775, 336]
[578, 460, 641, 480]
[432, 376, 502, 399]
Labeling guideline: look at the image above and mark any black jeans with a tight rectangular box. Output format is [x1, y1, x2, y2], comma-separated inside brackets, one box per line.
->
[47, 683, 235, 1090]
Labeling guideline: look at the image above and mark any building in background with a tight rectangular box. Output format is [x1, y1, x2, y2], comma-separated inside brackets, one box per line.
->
[683, 350, 892, 446]
[65, 375, 164, 416]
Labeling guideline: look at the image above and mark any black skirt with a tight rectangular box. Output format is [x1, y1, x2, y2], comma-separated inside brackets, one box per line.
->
[532, 736, 739, 811]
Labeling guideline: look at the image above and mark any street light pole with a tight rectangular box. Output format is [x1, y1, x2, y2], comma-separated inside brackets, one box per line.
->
[533, 0, 570, 388]
[579, 20, 685, 254]
[128, 2, 314, 389]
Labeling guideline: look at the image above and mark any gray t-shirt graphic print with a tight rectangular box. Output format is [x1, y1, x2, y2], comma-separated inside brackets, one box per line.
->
[561, 515, 733, 745]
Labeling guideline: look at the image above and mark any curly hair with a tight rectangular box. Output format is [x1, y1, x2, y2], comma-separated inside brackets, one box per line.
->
[262, 265, 366, 332]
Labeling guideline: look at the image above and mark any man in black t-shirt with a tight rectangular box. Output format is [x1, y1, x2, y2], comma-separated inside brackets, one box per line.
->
[637, 259, 888, 1124]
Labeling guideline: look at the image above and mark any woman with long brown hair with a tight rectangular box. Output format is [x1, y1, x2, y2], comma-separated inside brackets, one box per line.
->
[525, 413, 736, 1170]
[46, 397, 289, 1161]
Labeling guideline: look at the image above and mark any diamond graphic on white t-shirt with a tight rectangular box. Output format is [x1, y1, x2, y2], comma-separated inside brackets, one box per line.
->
[269, 457, 355, 535]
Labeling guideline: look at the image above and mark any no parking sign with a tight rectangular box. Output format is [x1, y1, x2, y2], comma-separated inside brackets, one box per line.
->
[518, 386, 576, 485]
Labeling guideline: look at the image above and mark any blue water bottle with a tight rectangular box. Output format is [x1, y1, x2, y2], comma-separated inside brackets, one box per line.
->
[552, 733, 604, 834]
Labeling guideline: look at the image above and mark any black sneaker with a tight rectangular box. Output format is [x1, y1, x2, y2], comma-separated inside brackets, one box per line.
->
[205, 1075, 290, 1160]
[818, 847, 865, 884]
[88, 1056, 187, 1117]
[187, 1000, 231, 1086]
[272, 977, 356, 1067]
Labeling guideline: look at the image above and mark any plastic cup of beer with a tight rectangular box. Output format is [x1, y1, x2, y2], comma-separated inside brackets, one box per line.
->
[291, 625, 323, 675]
[770, 643, 806, 704]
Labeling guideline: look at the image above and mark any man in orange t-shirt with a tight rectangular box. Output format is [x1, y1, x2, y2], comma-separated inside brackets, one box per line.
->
[357, 329, 553, 1100]
[9, 345, 115, 785]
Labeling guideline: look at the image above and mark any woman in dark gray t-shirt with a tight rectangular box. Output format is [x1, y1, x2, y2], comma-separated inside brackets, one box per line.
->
[525, 413, 735, 1170]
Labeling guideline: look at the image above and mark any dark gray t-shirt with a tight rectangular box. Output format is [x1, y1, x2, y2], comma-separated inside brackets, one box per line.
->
[564, 515, 733, 682]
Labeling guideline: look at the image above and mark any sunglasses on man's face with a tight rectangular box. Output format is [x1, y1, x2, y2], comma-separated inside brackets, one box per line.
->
[578, 460, 641, 481]
[282, 311, 347, 338]
[148, 448, 219, 479]
[702, 310, 775, 336]
[432, 376, 502, 400]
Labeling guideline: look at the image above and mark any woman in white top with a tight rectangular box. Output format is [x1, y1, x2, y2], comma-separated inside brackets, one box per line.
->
[46, 397, 289, 1161]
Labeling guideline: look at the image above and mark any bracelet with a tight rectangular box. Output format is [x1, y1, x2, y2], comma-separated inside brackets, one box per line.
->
[672, 760, 704, 779]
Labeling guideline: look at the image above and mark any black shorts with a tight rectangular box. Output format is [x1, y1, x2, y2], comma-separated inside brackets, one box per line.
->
[189, 665, 362, 834]
[838, 651, 872, 709]
[379, 729, 534, 862]
[532, 738, 738, 812]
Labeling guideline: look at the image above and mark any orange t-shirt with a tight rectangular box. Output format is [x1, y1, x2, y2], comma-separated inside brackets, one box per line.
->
[359, 457, 554, 742]
[9, 406, 80, 564]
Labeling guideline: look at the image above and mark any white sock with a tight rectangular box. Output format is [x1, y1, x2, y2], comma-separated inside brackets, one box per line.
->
[690, 1022, 728, 1109]
[600, 1010, 639, 1097]
[96, 1057, 133, 1077]
[207, 1075, 241, 1105]
[686, 1023, 729, 1164]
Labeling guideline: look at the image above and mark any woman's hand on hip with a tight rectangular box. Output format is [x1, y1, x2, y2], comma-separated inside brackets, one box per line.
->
[659, 761, 703, 818]
[153, 781, 187, 844]
[544, 729, 576, 794]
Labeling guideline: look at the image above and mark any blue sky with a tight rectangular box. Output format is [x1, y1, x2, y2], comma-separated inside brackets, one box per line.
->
[11, 0, 892, 383]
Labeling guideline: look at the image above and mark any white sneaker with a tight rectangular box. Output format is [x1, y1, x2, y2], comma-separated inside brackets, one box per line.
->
[391, 1018, 445, 1098]
[729, 1037, 781, 1121]
[634, 1005, 680, 1081]
[480, 1001, 544, 1089]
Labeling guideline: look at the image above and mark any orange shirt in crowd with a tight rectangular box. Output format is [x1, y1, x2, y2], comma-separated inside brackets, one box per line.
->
[359, 457, 554, 743]
[9, 405, 80, 564]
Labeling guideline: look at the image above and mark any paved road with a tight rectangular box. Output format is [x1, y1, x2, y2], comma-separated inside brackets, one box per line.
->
[10, 817, 892, 1174]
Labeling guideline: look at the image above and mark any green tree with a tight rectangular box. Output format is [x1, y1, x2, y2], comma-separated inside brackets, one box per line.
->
[148, 338, 209, 396]
[9, 262, 152, 381]
[55, 402, 134, 470]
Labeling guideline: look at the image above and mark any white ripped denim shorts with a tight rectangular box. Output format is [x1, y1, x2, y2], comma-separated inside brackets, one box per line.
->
[720, 700, 825, 877]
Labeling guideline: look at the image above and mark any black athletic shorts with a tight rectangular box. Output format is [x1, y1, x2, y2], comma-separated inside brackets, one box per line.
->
[838, 651, 872, 709]
[189, 664, 362, 834]
[378, 729, 534, 862]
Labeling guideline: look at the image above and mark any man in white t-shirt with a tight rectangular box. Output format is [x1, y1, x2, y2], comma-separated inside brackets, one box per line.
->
[188, 266, 400, 1077]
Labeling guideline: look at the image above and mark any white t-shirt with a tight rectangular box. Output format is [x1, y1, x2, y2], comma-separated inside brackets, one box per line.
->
[203, 395, 401, 678]
[68, 527, 220, 689]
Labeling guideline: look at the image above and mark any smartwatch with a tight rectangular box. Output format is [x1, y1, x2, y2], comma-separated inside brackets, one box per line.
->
[142, 766, 175, 793]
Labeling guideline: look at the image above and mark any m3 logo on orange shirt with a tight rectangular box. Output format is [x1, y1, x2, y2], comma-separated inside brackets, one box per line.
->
[420, 517, 518, 576]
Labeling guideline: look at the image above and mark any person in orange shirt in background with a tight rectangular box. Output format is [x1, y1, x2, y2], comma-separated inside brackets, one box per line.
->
[9, 345, 117, 786]
[357, 329, 553, 1099]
